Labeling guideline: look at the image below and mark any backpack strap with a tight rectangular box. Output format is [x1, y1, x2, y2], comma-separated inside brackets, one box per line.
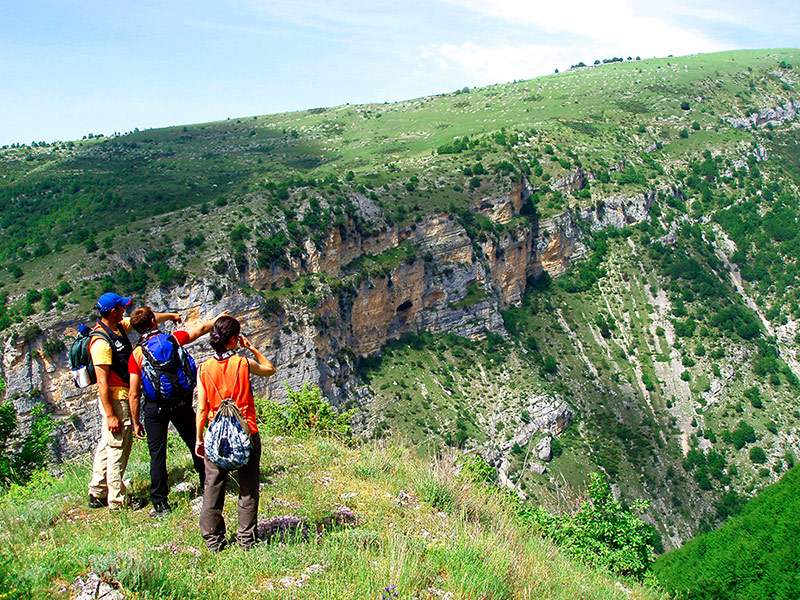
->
[137, 328, 162, 347]
[88, 328, 111, 345]
[96, 319, 125, 340]
[94, 320, 133, 384]
[205, 357, 243, 406]
[205, 358, 250, 437]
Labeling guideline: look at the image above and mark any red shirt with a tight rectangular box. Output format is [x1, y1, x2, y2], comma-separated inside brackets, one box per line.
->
[128, 330, 191, 376]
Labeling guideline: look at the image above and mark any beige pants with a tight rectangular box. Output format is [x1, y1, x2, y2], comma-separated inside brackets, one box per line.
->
[88, 388, 133, 510]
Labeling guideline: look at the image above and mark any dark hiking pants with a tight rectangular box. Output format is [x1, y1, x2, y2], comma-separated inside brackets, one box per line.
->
[200, 433, 261, 550]
[142, 401, 206, 506]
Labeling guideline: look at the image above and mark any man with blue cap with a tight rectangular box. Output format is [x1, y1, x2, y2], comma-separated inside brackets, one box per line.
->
[88, 292, 180, 511]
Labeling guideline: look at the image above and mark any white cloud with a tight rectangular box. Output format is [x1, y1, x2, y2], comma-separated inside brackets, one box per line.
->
[419, 42, 567, 84]
[420, 0, 734, 84]
[440, 0, 727, 57]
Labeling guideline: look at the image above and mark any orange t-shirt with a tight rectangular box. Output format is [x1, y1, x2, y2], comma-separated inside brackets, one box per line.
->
[200, 355, 258, 434]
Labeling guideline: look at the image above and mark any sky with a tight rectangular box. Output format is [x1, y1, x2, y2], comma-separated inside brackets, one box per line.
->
[1, 0, 798, 146]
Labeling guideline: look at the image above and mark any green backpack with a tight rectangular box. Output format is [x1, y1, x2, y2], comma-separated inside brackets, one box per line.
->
[68, 324, 110, 388]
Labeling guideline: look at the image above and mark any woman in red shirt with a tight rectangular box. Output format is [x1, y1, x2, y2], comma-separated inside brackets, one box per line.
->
[195, 315, 275, 551]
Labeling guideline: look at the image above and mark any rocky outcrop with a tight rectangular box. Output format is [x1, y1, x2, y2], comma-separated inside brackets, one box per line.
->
[580, 190, 656, 231]
[727, 99, 800, 129]
[529, 211, 587, 278]
[481, 395, 572, 491]
[552, 168, 588, 194]
[496, 397, 573, 455]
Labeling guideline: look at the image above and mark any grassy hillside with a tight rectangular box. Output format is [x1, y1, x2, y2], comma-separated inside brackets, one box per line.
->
[0, 434, 664, 600]
[652, 464, 800, 599]
[1, 49, 798, 303]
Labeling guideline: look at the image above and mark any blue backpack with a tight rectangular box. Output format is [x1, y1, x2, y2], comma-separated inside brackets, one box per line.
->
[139, 332, 197, 408]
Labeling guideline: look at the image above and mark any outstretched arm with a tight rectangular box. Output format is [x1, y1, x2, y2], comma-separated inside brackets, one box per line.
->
[154, 312, 181, 325]
[184, 311, 230, 343]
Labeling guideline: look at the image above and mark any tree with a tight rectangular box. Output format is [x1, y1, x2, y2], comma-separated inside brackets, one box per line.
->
[0, 397, 55, 485]
[750, 446, 767, 464]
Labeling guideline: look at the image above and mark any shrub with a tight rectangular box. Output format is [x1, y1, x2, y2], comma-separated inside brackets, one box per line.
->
[728, 421, 756, 449]
[417, 471, 455, 512]
[459, 453, 495, 484]
[542, 355, 558, 374]
[745, 386, 763, 409]
[749, 446, 767, 464]
[55, 281, 73, 296]
[521, 472, 657, 579]
[255, 231, 289, 268]
[654, 464, 800, 598]
[256, 383, 354, 440]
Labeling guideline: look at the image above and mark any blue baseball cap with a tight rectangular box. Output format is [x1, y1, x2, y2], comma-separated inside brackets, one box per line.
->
[96, 292, 132, 313]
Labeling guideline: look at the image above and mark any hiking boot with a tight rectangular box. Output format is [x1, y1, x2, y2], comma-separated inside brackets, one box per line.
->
[88, 494, 108, 509]
[149, 502, 172, 518]
[125, 496, 148, 511]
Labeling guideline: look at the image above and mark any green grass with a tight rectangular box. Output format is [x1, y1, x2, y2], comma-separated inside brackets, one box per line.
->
[0, 436, 665, 600]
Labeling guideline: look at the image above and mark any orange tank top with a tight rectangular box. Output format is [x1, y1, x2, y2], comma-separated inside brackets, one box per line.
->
[200, 355, 258, 434]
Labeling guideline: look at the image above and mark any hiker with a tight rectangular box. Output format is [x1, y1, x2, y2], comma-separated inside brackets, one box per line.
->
[195, 315, 275, 551]
[87, 292, 180, 511]
[128, 307, 227, 517]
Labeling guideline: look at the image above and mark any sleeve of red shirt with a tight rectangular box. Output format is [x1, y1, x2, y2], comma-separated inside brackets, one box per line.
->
[128, 348, 141, 376]
[173, 330, 190, 346]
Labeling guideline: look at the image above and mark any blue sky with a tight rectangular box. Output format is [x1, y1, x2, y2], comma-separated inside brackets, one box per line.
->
[1, 0, 798, 146]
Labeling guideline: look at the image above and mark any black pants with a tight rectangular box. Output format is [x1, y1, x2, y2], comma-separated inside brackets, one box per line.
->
[200, 433, 261, 550]
[142, 401, 206, 505]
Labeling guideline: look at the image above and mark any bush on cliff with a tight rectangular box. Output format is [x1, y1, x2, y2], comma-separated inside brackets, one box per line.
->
[520, 472, 658, 580]
[256, 383, 354, 440]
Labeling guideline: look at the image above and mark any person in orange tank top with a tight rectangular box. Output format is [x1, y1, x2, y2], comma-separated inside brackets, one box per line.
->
[195, 315, 275, 551]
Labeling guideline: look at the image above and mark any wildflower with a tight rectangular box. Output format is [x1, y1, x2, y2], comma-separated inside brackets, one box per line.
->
[257, 515, 311, 542]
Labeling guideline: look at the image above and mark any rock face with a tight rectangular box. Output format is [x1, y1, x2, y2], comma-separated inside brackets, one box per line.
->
[580, 190, 657, 231]
[536, 436, 553, 462]
[0, 183, 653, 460]
[727, 99, 800, 129]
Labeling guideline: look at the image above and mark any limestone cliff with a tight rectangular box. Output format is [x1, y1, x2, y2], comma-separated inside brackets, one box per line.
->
[0, 184, 655, 460]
